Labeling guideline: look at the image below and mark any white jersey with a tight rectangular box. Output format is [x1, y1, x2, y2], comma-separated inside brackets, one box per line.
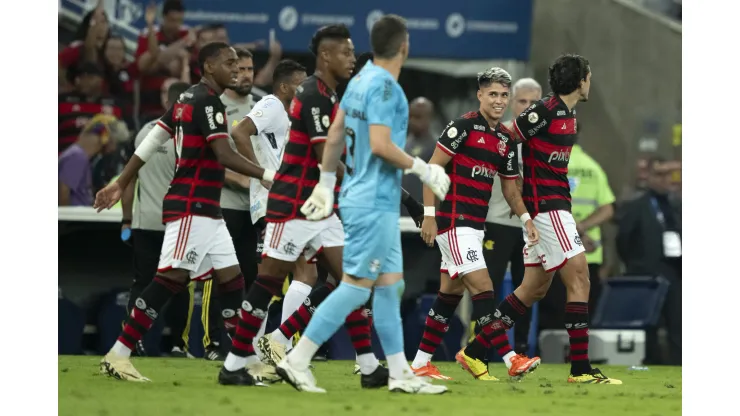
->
[245, 94, 291, 224]
[486, 121, 524, 227]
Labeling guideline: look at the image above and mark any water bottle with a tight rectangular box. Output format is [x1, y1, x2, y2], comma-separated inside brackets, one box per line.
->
[628, 366, 649, 371]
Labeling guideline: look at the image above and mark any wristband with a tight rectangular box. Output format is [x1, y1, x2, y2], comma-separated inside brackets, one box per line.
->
[520, 213, 531, 224]
[262, 169, 276, 182]
[424, 206, 435, 217]
[319, 171, 337, 189]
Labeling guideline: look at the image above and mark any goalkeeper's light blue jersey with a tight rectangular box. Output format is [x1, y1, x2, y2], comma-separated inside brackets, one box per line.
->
[338, 61, 409, 213]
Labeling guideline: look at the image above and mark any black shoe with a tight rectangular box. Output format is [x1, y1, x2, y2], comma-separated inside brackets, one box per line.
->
[361, 364, 389, 389]
[205, 345, 226, 361]
[218, 367, 267, 386]
[169, 347, 193, 358]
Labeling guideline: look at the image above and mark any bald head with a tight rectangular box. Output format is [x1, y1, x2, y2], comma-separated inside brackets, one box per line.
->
[409, 97, 434, 138]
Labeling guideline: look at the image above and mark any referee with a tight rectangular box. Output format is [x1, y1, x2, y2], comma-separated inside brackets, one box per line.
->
[478, 78, 542, 355]
[121, 81, 194, 357]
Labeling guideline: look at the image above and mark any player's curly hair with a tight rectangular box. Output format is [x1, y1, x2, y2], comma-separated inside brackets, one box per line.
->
[548, 54, 590, 96]
[309, 25, 351, 56]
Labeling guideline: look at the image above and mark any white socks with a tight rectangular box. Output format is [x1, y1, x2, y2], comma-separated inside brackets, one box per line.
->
[252, 316, 268, 359]
[287, 337, 320, 371]
[224, 353, 259, 372]
[282, 281, 312, 322]
[111, 341, 132, 358]
[411, 351, 433, 369]
[503, 351, 516, 368]
[356, 353, 380, 375]
[386, 352, 414, 380]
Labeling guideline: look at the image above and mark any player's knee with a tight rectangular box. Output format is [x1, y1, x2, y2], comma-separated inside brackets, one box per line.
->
[461, 269, 493, 295]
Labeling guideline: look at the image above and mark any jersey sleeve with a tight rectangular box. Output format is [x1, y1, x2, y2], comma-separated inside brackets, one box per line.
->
[512, 101, 550, 141]
[246, 97, 282, 135]
[436, 119, 468, 156]
[498, 139, 519, 179]
[366, 78, 396, 128]
[196, 95, 230, 142]
[157, 105, 176, 134]
[302, 92, 335, 143]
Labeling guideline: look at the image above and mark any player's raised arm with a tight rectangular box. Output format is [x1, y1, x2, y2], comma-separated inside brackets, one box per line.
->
[510, 100, 549, 142]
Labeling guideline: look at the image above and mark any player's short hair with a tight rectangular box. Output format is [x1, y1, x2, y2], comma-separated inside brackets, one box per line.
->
[273, 59, 307, 85]
[163, 0, 185, 15]
[167, 81, 190, 105]
[370, 15, 408, 59]
[512, 78, 542, 97]
[548, 54, 590, 96]
[477, 67, 512, 89]
[198, 42, 232, 73]
[235, 48, 253, 60]
[309, 24, 351, 56]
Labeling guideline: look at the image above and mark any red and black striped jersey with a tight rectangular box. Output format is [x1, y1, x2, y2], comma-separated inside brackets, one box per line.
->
[157, 82, 230, 223]
[513, 94, 578, 215]
[266, 75, 340, 222]
[58, 93, 122, 154]
[435, 111, 519, 233]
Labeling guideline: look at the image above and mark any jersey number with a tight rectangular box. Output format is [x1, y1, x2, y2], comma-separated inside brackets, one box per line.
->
[265, 132, 278, 149]
[345, 127, 356, 173]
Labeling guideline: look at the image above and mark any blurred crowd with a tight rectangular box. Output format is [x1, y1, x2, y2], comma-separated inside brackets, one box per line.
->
[58, 0, 282, 204]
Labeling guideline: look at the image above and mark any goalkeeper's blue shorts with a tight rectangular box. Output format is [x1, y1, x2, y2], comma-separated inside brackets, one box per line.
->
[340, 207, 402, 281]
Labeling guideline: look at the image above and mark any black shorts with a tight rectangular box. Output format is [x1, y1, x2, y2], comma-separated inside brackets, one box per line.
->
[482, 222, 525, 290]
[132, 229, 166, 284]
[222, 209, 259, 286]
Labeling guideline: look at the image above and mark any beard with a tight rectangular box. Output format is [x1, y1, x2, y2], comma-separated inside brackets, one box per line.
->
[232, 83, 253, 97]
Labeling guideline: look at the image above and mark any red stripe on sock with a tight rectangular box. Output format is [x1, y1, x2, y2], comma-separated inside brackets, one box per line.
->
[130, 309, 154, 330]
[570, 342, 589, 351]
[568, 328, 589, 338]
[475, 333, 491, 348]
[571, 353, 589, 362]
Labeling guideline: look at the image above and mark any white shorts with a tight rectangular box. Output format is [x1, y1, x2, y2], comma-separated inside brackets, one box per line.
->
[436, 227, 486, 279]
[522, 210, 585, 273]
[157, 215, 239, 280]
[263, 214, 344, 263]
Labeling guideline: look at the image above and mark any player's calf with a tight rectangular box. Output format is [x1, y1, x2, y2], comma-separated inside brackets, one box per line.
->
[411, 291, 462, 378]
[112, 274, 188, 359]
[272, 280, 336, 347]
[222, 274, 284, 374]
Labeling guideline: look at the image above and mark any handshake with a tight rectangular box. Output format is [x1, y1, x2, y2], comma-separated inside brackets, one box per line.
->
[300, 157, 451, 221]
